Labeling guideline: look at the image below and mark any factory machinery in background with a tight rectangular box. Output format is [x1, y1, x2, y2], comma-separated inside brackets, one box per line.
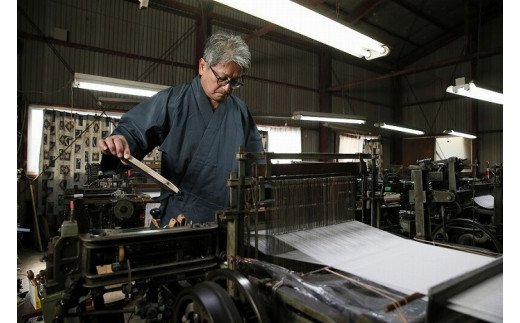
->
[378, 157, 503, 255]
[56, 163, 157, 233]
[31, 147, 502, 322]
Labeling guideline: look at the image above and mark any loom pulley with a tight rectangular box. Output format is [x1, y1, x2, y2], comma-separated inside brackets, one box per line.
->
[172, 269, 269, 323]
[173, 281, 243, 322]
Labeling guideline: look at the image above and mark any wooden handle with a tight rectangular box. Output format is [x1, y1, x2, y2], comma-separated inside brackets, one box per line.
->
[122, 155, 181, 194]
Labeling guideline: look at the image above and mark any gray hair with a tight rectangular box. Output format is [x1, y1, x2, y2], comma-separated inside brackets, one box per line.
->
[203, 32, 251, 75]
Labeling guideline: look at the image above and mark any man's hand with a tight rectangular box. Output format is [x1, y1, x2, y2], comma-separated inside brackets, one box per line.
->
[97, 135, 131, 160]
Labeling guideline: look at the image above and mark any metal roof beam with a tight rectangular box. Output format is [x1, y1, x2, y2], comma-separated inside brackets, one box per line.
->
[328, 47, 502, 92]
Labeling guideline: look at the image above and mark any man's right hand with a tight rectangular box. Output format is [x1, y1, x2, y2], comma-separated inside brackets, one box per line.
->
[97, 135, 131, 160]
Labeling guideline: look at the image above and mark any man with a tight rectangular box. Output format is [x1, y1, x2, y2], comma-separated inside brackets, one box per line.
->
[97, 32, 264, 225]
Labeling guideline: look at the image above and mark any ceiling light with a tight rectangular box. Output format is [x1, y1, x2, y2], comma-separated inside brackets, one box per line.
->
[293, 111, 366, 124]
[443, 129, 477, 139]
[97, 97, 145, 106]
[446, 77, 503, 105]
[374, 122, 424, 135]
[213, 0, 390, 60]
[73, 73, 169, 97]
[323, 123, 372, 135]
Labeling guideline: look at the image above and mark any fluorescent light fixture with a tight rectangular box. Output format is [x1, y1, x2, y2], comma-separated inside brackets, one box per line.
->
[73, 73, 169, 97]
[293, 111, 366, 124]
[443, 129, 476, 139]
[213, 0, 390, 60]
[324, 123, 372, 135]
[446, 77, 503, 105]
[374, 122, 424, 135]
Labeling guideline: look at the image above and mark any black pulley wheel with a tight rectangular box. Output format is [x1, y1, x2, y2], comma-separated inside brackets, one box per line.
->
[206, 269, 270, 323]
[431, 218, 502, 253]
[173, 281, 242, 323]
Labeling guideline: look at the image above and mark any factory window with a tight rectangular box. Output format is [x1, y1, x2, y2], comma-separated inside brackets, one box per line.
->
[338, 133, 379, 161]
[257, 125, 302, 164]
[402, 136, 473, 169]
[434, 136, 472, 162]
[26, 105, 121, 176]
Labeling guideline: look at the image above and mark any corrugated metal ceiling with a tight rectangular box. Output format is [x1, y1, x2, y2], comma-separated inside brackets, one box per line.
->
[148, 0, 502, 76]
[292, 0, 502, 69]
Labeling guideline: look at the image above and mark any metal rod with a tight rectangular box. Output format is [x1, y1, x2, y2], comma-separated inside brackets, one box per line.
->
[29, 182, 43, 252]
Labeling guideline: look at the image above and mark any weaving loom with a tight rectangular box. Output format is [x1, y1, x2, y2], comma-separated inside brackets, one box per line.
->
[224, 148, 371, 265]
[39, 147, 502, 322]
[221, 147, 502, 323]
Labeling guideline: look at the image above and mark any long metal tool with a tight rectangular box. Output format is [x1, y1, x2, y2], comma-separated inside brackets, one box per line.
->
[29, 181, 43, 251]
[122, 155, 182, 197]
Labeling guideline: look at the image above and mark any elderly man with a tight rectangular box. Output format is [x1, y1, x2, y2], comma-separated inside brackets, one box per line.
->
[97, 32, 264, 226]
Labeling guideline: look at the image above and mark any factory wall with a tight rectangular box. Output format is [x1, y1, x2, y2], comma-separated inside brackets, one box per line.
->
[236, 35, 320, 124]
[17, 0, 502, 171]
[399, 15, 503, 172]
[18, 0, 198, 110]
[329, 59, 394, 165]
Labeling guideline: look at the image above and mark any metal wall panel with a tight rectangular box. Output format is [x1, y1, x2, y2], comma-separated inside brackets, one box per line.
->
[230, 33, 320, 118]
[478, 132, 503, 172]
[398, 22, 503, 167]
[301, 129, 320, 153]
[403, 100, 473, 135]
[330, 59, 394, 136]
[18, 0, 198, 109]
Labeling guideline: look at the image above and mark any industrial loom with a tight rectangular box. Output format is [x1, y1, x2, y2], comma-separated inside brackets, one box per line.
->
[37, 147, 502, 323]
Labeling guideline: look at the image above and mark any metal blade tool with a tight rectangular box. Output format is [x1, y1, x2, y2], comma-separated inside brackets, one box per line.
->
[122, 155, 183, 198]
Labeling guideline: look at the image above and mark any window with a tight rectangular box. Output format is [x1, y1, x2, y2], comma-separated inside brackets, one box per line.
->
[338, 133, 379, 161]
[434, 136, 472, 161]
[257, 125, 301, 164]
[26, 105, 122, 176]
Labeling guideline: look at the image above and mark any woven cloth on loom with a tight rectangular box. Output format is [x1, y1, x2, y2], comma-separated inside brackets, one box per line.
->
[272, 220, 502, 322]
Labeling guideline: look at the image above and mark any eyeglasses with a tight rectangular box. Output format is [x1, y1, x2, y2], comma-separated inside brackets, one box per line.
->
[209, 66, 244, 89]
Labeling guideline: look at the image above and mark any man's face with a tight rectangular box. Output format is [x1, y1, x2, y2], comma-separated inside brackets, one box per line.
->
[199, 58, 242, 108]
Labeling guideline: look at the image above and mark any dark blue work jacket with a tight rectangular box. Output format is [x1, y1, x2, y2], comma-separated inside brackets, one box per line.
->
[101, 76, 264, 225]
